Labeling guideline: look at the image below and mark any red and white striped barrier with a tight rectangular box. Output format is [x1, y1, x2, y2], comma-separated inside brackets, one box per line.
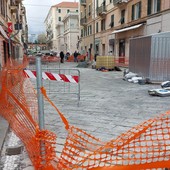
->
[24, 70, 79, 83]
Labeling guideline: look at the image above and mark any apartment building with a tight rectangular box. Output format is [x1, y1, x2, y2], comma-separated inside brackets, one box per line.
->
[95, 0, 115, 57]
[80, 0, 170, 65]
[45, 2, 78, 52]
[79, 0, 94, 60]
[112, 0, 170, 65]
[63, 12, 79, 54]
[0, 0, 28, 66]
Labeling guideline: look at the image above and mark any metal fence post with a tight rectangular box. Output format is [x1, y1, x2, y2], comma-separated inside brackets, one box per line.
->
[36, 57, 45, 129]
[36, 57, 45, 164]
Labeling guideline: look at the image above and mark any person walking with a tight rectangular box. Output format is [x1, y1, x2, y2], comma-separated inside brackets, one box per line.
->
[60, 51, 64, 63]
[74, 51, 78, 62]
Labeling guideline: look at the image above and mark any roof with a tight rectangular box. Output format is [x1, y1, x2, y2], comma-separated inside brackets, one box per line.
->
[52, 2, 78, 8]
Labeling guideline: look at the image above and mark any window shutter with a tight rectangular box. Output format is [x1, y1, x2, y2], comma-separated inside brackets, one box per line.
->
[147, 0, 151, 15]
[96, 0, 99, 7]
[132, 5, 134, 20]
[112, 15, 114, 27]
[139, 1, 141, 18]
[157, 0, 161, 12]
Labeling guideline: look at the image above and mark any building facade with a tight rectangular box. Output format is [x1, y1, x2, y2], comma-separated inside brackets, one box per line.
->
[80, 0, 170, 65]
[0, 0, 28, 66]
[63, 12, 79, 54]
[45, 2, 79, 53]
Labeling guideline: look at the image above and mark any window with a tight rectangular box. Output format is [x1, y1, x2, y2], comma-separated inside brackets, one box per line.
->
[96, 0, 99, 8]
[90, 25, 92, 35]
[58, 9, 61, 13]
[84, 8, 87, 17]
[110, 15, 114, 28]
[101, 19, 106, 31]
[147, 0, 161, 15]
[119, 9, 125, 24]
[103, 0, 106, 6]
[81, 29, 83, 37]
[0, 0, 6, 18]
[67, 9, 70, 13]
[58, 17, 61, 21]
[96, 22, 99, 33]
[84, 27, 87, 37]
[88, 25, 92, 35]
[88, 4, 91, 16]
[132, 2, 141, 20]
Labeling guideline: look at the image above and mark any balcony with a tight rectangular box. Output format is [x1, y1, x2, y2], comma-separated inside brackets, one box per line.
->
[15, 0, 22, 3]
[20, 7, 25, 15]
[10, 0, 22, 5]
[10, 5, 18, 13]
[80, 0, 86, 6]
[96, 5, 107, 17]
[56, 22, 63, 28]
[80, 17, 87, 26]
[113, 0, 128, 6]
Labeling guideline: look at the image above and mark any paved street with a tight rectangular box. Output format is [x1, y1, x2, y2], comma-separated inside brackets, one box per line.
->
[44, 62, 170, 141]
[1, 61, 170, 169]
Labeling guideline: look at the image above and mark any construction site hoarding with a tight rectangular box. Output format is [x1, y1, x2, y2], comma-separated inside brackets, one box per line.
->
[129, 31, 170, 82]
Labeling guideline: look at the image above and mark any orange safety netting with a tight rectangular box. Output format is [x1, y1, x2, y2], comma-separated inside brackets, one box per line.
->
[0, 58, 170, 170]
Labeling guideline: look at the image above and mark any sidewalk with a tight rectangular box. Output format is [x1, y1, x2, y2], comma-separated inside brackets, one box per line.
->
[0, 116, 8, 153]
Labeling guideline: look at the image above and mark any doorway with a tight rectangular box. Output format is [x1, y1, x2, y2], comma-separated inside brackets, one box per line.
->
[102, 44, 105, 56]
[119, 39, 125, 63]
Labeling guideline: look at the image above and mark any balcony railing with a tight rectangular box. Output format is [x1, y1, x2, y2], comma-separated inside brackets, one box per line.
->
[11, 0, 22, 5]
[80, 17, 87, 26]
[15, 0, 22, 3]
[80, 0, 86, 6]
[56, 22, 63, 28]
[96, 5, 107, 16]
[10, 5, 18, 13]
[113, 0, 128, 6]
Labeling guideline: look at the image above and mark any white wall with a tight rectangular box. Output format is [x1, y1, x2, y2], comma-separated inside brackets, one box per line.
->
[147, 13, 170, 35]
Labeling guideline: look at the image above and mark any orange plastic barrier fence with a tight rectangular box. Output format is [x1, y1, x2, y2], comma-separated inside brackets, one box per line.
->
[114, 57, 129, 67]
[0, 58, 170, 169]
[67, 55, 86, 62]
[28, 55, 60, 64]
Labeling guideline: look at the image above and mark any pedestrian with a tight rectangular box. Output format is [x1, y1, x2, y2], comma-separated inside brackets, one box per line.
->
[60, 51, 64, 63]
[94, 53, 98, 61]
[65, 52, 70, 60]
[74, 51, 78, 62]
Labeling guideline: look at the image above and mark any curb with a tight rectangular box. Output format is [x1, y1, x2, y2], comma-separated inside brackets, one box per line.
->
[0, 117, 9, 154]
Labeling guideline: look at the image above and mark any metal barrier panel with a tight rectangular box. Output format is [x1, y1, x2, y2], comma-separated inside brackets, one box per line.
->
[129, 32, 170, 82]
[27, 64, 80, 105]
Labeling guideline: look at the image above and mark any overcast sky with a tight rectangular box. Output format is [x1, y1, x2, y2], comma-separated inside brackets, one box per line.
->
[23, 0, 77, 35]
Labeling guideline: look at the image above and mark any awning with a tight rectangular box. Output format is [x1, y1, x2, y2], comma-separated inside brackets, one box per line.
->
[112, 23, 143, 34]
[0, 25, 8, 39]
